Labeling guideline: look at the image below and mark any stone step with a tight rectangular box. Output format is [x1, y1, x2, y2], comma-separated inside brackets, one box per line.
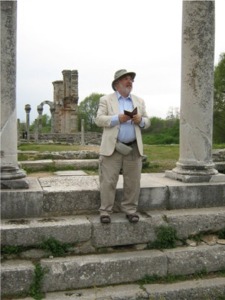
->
[1, 245, 225, 297]
[19, 159, 99, 171]
[1, 173, 225, 219]
[6, 277, 225, 300]
[1, 208, 225, 253]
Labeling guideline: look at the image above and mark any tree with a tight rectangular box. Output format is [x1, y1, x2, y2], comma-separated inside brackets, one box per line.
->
[30, 114, 51, 133]
[213, 53, 225, 143]
[143, 116, 179, 145]
[166, 107, 180, 120]
[78, 93, 104, 132]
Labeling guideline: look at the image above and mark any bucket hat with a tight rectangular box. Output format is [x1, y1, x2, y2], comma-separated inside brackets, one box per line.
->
[112, 69, 136, 91]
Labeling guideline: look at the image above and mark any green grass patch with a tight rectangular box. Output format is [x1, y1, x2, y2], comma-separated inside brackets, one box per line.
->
[29, 263, 47, 300]
[1, 245, 24, 255]
[18, 143, 98, 152]
[39, 237, 72, 257]
[148, 225, 178, 249]
[218, 228, 225, 239]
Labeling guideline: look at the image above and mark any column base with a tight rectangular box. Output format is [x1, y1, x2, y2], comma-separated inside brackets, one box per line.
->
[1, 178, 29, 189]
[165, 168, 225, 183]
[0, 166, 29, 189]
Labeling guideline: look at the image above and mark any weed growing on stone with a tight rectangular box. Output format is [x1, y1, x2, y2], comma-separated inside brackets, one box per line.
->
[218, 228, 225, 239]
[29, 263, 47, 300]
[148, 225, 178, 249]
[1, 245, 23, 255]
[39, 237, 72, 257]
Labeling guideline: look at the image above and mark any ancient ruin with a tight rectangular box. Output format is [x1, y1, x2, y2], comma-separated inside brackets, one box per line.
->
[1, 0, 224, 187]
[1, 0, 28, 188]
[165, 0, 223, 183]
[1, 1, 225, 298]
[36, 70, 79, 135]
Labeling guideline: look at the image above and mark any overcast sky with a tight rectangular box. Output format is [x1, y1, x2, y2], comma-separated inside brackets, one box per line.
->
[16, 0, 225, 123]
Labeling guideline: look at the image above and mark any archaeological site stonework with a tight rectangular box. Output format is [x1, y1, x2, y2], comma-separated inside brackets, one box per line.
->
[1, 0, 224, 188]
[0, 0, 28, 188]
[36, 70, 79, 135]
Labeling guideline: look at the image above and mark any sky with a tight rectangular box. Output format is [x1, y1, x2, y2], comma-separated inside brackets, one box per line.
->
[16, 0, 225, 123]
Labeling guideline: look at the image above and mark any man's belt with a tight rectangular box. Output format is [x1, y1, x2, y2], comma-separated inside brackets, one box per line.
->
[122, 140, 137, 146]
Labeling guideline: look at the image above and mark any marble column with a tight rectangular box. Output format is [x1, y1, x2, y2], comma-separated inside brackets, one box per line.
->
[37, 105, 43, 136]
[25, 104, 31, 141]
[166, 0, 223, 183]
[81, 119, 85, 146]
[0, 0, 28, 188]
[50, 106, 55, 133]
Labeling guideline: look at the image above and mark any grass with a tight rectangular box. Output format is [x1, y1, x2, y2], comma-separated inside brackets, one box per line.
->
[147, 225, 178, 249]
[29, 263, 46, 300]
[39, 237, 72, 257]
[18, 143, 99, 152]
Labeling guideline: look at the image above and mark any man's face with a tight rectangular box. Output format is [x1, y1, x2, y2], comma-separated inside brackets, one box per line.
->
[116, 75, 134, 96]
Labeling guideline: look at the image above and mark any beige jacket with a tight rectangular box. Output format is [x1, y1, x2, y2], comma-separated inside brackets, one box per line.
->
[95, 92, 150, 156]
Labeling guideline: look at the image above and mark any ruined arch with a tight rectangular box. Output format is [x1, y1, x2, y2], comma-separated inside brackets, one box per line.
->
[36, 69, 79, 134]
[37, 100, 55, 133]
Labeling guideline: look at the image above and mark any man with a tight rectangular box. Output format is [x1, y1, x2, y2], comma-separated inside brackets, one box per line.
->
[95, 69, 150, 224]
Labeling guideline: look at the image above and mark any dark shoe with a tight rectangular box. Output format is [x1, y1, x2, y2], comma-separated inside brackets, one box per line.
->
[100, 215, 111, 224]
[126, 214, 139, 223]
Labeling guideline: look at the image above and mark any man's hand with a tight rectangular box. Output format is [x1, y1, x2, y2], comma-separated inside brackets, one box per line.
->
[119, 114, 131, 123]
[132, 114, 142, 124]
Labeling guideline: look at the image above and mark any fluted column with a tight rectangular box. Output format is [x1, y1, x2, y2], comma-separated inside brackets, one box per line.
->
[0, 0, 28, 188]
[166, 0, 223, 183]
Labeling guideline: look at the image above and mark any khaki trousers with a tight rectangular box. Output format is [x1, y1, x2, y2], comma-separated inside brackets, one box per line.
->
[99, 142, 142, 216]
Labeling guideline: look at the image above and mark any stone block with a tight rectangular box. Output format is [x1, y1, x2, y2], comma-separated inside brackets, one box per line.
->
[42, 190, 100, 216]
[1, 216, 91, 247]
[90, 214, 165, 248]
[166, 207, 225, 239]
[41, 250, 166, 292]
[144, 277, 225, 300]
[54, 159, 98, 169]
[1, 260, 34, 296]
[1, 178, 44, 219]
[168, 184, 225, 209]
[43, 284, 148, 300]
[166, 245, 225, 275]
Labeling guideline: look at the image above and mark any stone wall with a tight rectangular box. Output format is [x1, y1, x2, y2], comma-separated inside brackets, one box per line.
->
[25, 132, 102, 145]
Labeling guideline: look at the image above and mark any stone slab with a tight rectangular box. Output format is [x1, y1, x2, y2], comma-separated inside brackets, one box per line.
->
[1, 260, 34, 297]
[2, 245, 225, 296]
[19, 160, 54, 171]
[41, 250, 166, 292]
[144, 277, 225, 300]
[1, 216, 91, 247]
[54, 159, 98, 168]
[164, 207, 225, 239]
[39, 175, 99, 191]
[8, 277, 225, 300]
[168, 183, 225, 209]
[166, 244, 225, 275]
[89, 213, 164, 247]
[1, 173, 225, 219]
[2, 208, 225, 250]
[54, 170, 88, 176]
[1, 178, 44, 219]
